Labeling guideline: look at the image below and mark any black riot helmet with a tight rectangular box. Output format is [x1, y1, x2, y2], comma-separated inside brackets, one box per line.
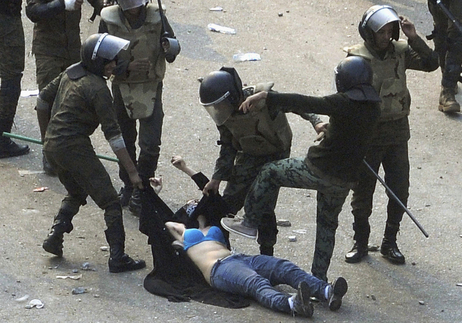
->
[81, 33, 130, 77]
[358, 5, 400, 45]
[335, 56, 381, 102]
[199, 67, 244, 125]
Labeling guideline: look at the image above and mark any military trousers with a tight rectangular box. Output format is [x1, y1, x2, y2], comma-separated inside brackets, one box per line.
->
[113, 82, 164, 186]
[428, 0, 462, 87]
[244, 157, 351, 281]
[45, 144, 122, 228]
[350, 142, 409, 240]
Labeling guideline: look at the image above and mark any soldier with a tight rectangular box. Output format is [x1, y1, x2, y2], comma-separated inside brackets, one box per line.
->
[0, 0, 30, 158]
[199, 67, 326, 256]
[427, 0, 462, 113]
[99, 0, 180, 216]
[220, 57, 382, 282]
[38, 33, 146, 273]
[26, 0, 103, 174]
[343, 5, 438, 265]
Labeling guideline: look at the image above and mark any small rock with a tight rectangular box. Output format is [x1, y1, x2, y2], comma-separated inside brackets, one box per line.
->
[288, 236, 297, 242]
[277, 219, 291, 227]
[419, 300, 425, 305]
[100, 246, 108, 251]
[72, 287, 87, 295]
[371, 295, 376, 301]
[278, 12, 283, 17]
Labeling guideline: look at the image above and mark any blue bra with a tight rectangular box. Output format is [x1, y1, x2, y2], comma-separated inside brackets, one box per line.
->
[183, 226, 227, 251]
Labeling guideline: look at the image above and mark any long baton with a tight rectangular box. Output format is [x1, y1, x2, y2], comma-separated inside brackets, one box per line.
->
[362, 159, 429, 238]
[2, 132, 119, 163]
[436, 0, 462, 35]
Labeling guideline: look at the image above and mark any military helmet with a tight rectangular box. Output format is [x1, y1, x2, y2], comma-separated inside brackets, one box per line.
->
[117, 0, 148, 11]
[335, 56, 381, 102]
[81, 33, 130, 76]
[199, 67, 243, 125]
[359, 5, 400, 45]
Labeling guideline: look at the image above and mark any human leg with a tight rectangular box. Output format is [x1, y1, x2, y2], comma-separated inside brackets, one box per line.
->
[210, 254, 313, 315]
[311, 188, 349, 282]
[129, 83, 164, 215]
[380, 143, 409, 264]
[0, 15, 28, 158]
[346, 148, 383, 263]
[113, 84, 137, 206]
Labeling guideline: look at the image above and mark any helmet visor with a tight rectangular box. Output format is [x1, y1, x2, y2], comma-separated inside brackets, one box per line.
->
[367, 7, 400, 33]
[92, 33, 130, 61]
[203, 100, 235, 126]
[118, 0, 147, 11]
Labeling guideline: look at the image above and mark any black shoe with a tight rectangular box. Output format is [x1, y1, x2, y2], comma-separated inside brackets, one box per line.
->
[128, 188, 141, 216]
[380, 240, 405, 264]
[345, 242, 368, 263]
[292, 281, 314, 317]
[108, 254, 146, 273]
[0, 140, 29, 158]
[328, 277, 348, 311]
[42, 234, 64, 257]
[119, 186, 133, 207]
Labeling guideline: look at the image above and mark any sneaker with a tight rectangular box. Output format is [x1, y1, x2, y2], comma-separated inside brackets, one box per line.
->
[292, 281, 314, 317]
[220, 217, 257, 239]
[328, 277, 348, 311]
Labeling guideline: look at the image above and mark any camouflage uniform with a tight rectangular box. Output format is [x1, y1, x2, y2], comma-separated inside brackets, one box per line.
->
[0, 0, 27, 153]
[243, 92, 381, 281]
[99, 3, 178, 192]
[214, 85, 322, 254]
[344, 37, 438, 253]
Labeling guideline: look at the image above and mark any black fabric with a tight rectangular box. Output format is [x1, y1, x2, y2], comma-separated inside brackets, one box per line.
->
[139, 180, 249, 308]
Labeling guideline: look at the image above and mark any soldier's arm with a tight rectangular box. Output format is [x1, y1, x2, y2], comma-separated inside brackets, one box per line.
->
[36, 73, 63, 142]
[26, 0, 65, 23]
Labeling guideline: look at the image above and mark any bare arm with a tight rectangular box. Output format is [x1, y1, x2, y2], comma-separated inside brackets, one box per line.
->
[165, 221, 186, 242]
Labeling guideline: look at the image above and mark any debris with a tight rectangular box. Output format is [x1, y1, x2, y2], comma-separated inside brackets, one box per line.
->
[277, 219, 291, 227]
[20, 89, 39, 97]
[419, 300, 425, 305]
[82, 262, 96, 271]
[72, 287, 88, 295]
[18, 170, 45, 176]
[278, 12, 283, 17]
[33, 187, 49, 192]
[25, 299, 44, 309]
[56, 274, 82, 280]
[15, 295, 29, 302]
[371, 295, 376, 301]
[100, 246, 108, 251]
[209, 7, 223, 11]
[456, 283, 462, 287]
[207, 23, 236, 34]
[288, 236, 297, 242]
[233, 53, 261, 62]
[292, 229, 307, 234]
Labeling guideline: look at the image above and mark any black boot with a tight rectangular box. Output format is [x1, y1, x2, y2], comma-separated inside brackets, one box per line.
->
[0, 77, 29, 158]
[42, 217, 73, 257]
[128, 187, 141, 217]
[105, 224, 145, 273]
[345, 222, 369, 263]
[380, 223, 405, 264]
[345, 242, 368, 263]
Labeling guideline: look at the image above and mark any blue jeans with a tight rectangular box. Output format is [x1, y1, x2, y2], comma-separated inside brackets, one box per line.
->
[209, 254, 328, 314]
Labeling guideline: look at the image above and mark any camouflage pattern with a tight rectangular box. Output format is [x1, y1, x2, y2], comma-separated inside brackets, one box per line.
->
[244, 157, 350, 281]
[117, 81, 157, 119]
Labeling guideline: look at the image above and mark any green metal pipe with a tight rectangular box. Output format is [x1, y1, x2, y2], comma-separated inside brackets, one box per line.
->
[2, 132, 120, 163]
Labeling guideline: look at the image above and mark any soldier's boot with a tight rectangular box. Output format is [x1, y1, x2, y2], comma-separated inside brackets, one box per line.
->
[380, 223, 405, 264]
[42, 212, 75, 257]
[345, 222, 370, 263]
[0, 77, 29, 158]
[438, 86, 460, 113]
[104, 205, 145, 273]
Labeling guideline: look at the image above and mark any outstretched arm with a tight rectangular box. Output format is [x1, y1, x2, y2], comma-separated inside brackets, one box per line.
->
[165, 221, 186, 242]
[171, 155, 198, 177]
